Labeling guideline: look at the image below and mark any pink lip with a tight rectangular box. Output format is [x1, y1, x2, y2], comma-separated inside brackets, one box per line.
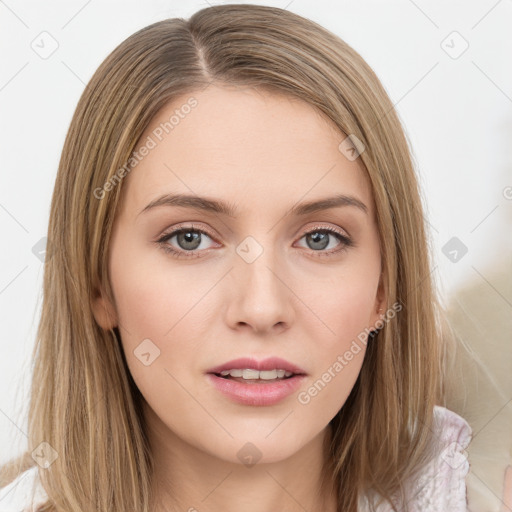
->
[206, 357, 307, 407]
[206, 373, 306, 406]
[206, 357, 307, 375]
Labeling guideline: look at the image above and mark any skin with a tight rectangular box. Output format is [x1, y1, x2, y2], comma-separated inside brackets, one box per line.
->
[93, 84, 385, 512]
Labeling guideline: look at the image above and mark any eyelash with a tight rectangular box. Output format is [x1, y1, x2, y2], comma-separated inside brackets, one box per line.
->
[156, 223, 354, 260]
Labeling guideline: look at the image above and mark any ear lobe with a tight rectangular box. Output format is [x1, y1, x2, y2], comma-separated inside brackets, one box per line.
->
[91, 289, 118, 330]
[370, 273, 387, 326]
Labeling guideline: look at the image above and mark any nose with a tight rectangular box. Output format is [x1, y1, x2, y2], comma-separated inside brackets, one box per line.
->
[224, 239, 295, 335]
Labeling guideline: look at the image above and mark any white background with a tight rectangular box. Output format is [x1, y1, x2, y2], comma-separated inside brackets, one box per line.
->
[1, 0, 511, 508]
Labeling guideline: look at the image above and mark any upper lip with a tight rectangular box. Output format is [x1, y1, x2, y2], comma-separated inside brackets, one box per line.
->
[207, 357, 307, 375]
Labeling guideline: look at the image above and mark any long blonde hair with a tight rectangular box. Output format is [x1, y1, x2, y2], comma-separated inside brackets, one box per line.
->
[1, 4, 446, 511]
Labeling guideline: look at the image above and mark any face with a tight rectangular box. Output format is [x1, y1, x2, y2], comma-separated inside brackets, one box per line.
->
[93, 84, 384, 466]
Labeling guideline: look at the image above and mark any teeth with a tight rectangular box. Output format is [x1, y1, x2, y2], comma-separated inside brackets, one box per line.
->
[218, 369, 294, 379]
[242, 369, 260, 380]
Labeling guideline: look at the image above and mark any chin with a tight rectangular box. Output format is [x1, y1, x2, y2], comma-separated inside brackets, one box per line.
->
[201, 430, 316, 467]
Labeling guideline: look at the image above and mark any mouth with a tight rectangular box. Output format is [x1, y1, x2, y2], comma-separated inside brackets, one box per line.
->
[212, 368, 299, 384]
[206, 356, 307, 377]
[205, 357, 307, 406]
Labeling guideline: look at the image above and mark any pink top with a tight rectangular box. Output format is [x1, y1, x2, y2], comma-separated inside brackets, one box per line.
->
[359, 405, 472, 511]
[0, 406, 471, 512]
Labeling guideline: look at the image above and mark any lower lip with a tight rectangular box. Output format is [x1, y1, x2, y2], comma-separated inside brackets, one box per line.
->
[206, 373, 306, 406]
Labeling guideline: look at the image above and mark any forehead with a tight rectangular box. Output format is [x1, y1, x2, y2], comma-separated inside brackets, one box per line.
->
[118, 84, 373, 220]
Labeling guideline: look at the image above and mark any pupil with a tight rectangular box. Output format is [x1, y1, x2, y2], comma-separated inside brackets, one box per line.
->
[308, 231, 329, 250]
[178, 231, 201, 250]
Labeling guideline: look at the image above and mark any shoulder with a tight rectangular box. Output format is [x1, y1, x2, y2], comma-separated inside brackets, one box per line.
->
[432, 404, 472, 448]
[406, 405, 472, 511]
[0, 465, 48, 512]
[359, 405, 472, 512]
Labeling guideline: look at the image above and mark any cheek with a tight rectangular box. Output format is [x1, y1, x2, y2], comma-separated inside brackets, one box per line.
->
[109, 239, 206, 339]
[294, 255, 379, 410]
[333, 285, 377, 342]
[295, 281, 373, 423]
[316, 279, 372, 368]
[108, 238, 211, 385]
[110, 256, 167, 340]
[300, 259, 380, 348]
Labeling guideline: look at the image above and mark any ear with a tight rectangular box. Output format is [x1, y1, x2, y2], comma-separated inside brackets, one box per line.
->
[91, 286, 118, 330]
[369, 272, 387, 328]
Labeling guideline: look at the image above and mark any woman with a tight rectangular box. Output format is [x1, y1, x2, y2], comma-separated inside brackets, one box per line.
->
[0, 4, 471, 511]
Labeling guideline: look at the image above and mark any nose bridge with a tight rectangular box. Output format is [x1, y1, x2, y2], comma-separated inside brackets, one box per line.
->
[227, 233, 294, 331]
[237, 233, 283, 297]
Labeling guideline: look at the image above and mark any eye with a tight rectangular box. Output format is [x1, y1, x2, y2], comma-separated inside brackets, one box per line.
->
[156, 224, 354, 259]
[156, 224, 218, 259]
[295, 226, 353, 257]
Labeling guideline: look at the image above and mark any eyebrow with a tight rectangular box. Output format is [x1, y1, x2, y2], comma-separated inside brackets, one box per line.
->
[139, 193, 368, 217]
